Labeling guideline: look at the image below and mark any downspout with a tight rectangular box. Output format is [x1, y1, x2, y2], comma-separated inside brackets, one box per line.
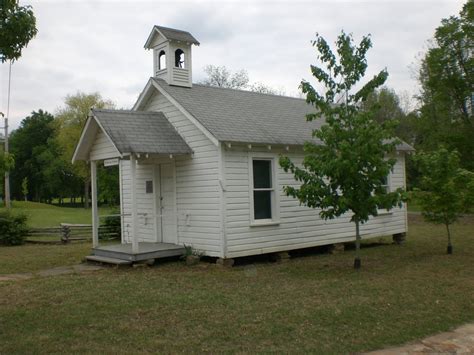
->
[217, 142, 227, 258]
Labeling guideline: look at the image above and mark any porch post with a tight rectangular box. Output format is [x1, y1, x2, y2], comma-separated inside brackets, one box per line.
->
[90, 161, 99, 248]
[130, 154, 139, 253]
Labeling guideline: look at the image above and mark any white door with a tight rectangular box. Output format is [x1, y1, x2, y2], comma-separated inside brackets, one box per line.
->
[157, 163, 178, 244]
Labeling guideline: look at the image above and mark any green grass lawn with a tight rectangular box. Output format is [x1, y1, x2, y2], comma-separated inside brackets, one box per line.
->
[0, 214, 473, 353]
[0, 243, 92, 274]
[0, 201, 116, 228]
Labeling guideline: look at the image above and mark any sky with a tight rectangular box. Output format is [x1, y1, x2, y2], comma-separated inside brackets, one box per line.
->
[0, 0, 466, 130]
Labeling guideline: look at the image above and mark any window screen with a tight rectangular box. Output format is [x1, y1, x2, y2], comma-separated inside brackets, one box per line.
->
[252, 160, 273, 220]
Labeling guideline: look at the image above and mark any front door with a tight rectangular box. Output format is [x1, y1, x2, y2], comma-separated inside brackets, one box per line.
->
[155, 163, 177, 244]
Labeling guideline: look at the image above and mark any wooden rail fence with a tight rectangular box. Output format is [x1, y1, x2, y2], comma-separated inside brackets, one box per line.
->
[26, 224, 120, 244]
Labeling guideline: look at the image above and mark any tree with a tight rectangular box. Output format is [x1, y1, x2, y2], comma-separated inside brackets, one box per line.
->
[21, 177, 28, 201]
[362, 87, 422, 189]
[279, 31, 405, 269]
[0, 0, 38, 62]
[200, 65, 283, 95]
[1, 0, 38, 208]
[362, 87, 418, 144]
[9, 110, 56, 202]
[34, 137, 80, 204]
[413, 148, 474, 254]
[200, 65, 249, 89]
[55, 92, 114, 208]
[98, 166, 120, 205]
[248, 82, 285, 96]
[416, 1, 473, 170]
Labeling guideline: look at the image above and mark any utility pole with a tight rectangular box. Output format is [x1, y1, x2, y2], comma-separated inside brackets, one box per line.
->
[3, 62, 12, 209]
[4, 114, 10, 209]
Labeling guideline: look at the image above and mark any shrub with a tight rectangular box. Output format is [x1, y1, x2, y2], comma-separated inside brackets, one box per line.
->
[101, 208, 121, 240]
[182, 244, 205, 258]
[0, 211, 28, 246]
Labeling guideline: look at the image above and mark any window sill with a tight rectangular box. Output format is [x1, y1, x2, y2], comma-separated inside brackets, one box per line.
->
[376, 210, 393, 216]
[250, 220, 281, 227]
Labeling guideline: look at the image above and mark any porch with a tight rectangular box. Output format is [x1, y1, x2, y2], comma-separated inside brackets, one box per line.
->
[87, 242, 185, 263]
[72, 109, 193, 265]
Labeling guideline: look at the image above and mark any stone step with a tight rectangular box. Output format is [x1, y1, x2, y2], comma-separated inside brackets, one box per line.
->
[85, 255, 132, 265]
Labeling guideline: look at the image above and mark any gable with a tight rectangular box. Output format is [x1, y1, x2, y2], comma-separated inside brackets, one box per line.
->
[89, 129, 121, 161]
[72, 109, 192, 163]
[72, 116, 121, 163]
[134, 78, 219, 146]
[144, 25, 200, 49]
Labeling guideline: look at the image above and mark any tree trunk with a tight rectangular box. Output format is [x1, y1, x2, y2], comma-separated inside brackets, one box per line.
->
[354, 218, 361, 269]
[84, 178, 90, 209]
[446, 223, 453, 254]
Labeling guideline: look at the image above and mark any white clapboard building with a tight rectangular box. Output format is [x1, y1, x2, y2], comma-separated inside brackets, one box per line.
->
[73, 26, 412, 264]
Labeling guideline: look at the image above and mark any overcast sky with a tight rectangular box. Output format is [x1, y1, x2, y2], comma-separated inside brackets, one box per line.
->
[0, 0, 465, 130]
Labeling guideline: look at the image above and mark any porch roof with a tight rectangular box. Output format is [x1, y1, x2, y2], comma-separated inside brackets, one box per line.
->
[73, 109, 192, 162]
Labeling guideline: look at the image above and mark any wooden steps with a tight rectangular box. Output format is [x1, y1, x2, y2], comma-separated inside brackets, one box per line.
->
[85, 255, 132, 265]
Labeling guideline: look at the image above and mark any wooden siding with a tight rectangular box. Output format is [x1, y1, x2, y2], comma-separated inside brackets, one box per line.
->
[223, 146, 408, 258]
[120, 160, 156, 243]
[120, 91, 222, 256]
[89, 130, 120, 161]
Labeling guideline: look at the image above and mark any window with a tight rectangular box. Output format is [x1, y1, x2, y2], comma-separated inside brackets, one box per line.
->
[377, 174, 392, 214]
[158, 50, 166, 70]
[146, 181, 153, 194]
[252, 159, 274, 220]
[175, 49, 185, 68]
[380, 175, 390, 194]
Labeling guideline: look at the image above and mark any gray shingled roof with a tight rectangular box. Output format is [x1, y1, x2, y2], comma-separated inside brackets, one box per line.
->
[92, 109, 192, 155]
[154, 78, 322, 146]
[152, 78, 413, 151]
[154, 26, 200, 45]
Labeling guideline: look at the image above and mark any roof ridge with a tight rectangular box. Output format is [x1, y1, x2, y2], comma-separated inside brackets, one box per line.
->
[152, 78, 307, 102]
[92, 108, 162, 114]
[155, 25, 193, 35]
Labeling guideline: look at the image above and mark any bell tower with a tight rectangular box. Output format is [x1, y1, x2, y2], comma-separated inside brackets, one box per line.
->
[144, 25, 200, 88]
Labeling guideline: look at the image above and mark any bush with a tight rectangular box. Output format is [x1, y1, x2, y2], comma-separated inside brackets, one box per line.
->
[0, 211, 28, 246]
[101, 208, 121, 240]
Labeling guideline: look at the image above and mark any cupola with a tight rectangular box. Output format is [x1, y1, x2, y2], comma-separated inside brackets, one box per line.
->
[144, 25, 200, 88]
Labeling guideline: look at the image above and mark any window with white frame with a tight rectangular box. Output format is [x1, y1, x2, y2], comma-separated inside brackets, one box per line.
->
[377, 173, 392, 214]
[380, 175, 390, 193]
[251, 159, 275, 220]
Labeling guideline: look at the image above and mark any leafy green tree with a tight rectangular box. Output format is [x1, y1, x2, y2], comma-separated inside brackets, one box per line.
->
[414, 148, 474, 254]
[416, 1, 473, 170]
[1, 0, 38, 208]
[98, 166, 120, 206]
[9, 110, 56, 201]
[0, 0, 38, 62]
[34, 138, 80, 204]
[362, 87, 421, 189]
[279, 31, 405, 269]
[55, 92, 114, 208]
[362, 87, 417, 142]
